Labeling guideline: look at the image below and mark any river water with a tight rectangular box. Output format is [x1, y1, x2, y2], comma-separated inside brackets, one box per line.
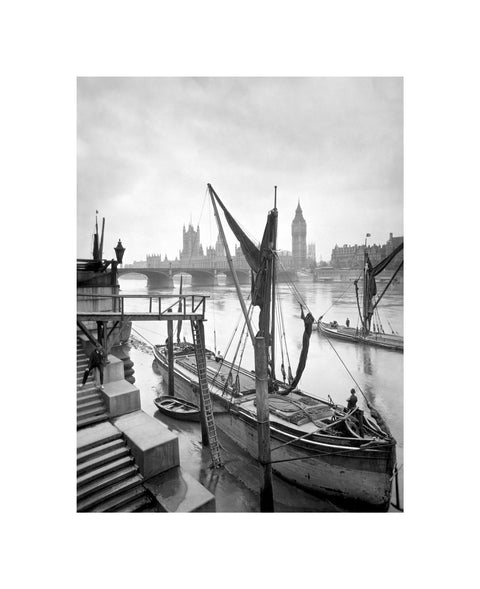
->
[119, 275, 404, 512]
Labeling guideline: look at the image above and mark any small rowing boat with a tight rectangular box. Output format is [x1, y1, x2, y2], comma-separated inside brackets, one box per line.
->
[154, 395, 200, 422]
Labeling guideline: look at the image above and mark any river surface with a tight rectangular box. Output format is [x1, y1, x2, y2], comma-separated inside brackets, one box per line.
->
[119, 275, 404, 512]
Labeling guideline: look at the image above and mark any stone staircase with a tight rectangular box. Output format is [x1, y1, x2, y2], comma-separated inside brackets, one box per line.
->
[76, 336, 215, 512]
[77, 340, 109, 429]
[77, 421, 157, 512]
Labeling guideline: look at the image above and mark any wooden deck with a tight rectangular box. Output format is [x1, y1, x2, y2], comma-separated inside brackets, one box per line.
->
[77, 294, 209, 322]
[77, 311, 206, 322]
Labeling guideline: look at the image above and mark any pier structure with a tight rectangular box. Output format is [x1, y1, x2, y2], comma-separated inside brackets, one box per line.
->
[77, 292, 217, 512]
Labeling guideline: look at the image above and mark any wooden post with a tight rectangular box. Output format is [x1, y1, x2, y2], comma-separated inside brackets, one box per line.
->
[254, 336, 274, 512]
[167, 320, 174, 396]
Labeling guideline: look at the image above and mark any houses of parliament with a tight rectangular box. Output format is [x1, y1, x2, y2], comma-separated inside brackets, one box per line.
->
[133, 202, 315, 270]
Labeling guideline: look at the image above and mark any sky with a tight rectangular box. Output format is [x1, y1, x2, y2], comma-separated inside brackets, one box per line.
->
[77, 77, 403, 263]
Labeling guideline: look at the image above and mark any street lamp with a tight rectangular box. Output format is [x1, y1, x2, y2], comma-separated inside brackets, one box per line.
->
[114, 239, 126, 265]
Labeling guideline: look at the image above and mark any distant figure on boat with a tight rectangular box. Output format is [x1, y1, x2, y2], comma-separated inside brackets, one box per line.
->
[347, 388, 358, 412]
[215, 350, 223, 363]
[80, 345, 106, 391]
[346, 318, 350, 327]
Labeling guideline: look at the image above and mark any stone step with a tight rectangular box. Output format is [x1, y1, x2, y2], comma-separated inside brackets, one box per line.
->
[77, 399, 104, 414]
[77, 422, 123, 453]
[77, 456, 134, 488]
[77, 465, 138, 501]
[77, 404, 107, 419]
[77, 385, 98, 398]
[77, 474, 144, 512]
[77, 413, 109, 430]
[89, 482, 148, 513]
[77, 374, 96, 391]
[77, 438, 125, 465]
[77, 393, 102, 407]
[77, 446, 130, 476]
[119, 495, 154, 513]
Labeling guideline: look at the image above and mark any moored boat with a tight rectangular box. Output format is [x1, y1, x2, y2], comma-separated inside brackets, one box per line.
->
[317, 320, 404, 351]
[152, 184, 397, 511]
[317, 236, 404, 352]
[154, 395, 200, 421]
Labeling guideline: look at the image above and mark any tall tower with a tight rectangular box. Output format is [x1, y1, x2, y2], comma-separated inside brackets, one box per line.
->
[292, 200, 307, 269]
[181, 222, 201, 259]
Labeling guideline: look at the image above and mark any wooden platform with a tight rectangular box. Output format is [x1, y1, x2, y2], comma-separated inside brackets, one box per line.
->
[77, 311, 205, 322]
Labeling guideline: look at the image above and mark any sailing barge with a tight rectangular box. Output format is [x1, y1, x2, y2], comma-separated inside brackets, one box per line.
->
[153, 185, 397, 511]
[318, 240, 404, 352]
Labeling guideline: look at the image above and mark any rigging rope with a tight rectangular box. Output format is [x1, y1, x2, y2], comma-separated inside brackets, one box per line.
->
[318, 274, 361, 319]
[131, 326, 156, 348]
[275, 253, 374, 398]
[208, 195, 218, 353]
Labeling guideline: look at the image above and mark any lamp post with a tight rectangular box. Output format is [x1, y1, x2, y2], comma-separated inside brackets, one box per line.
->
[114, 239, 126, 265]
[111, 239, 126, 287]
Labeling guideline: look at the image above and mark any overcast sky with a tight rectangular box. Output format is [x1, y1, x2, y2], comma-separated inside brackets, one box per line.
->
[77, 77, 403, 263]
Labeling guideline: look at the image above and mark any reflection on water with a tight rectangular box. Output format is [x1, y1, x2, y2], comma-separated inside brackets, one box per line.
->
[360, 346, 374, 376]
[120, 275, 404, 510]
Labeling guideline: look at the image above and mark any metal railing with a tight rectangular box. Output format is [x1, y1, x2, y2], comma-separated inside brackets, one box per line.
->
[76, 293, 208, 320]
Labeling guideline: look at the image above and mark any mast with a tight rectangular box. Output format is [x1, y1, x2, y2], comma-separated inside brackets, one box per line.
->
[363, 233, 371, 336]
[270, 186, 278, 380]
[208, 184, 256, 344]
[176, 274, 183, 343]
[93, 212, 99, 260]
[99, 217, 105, 260]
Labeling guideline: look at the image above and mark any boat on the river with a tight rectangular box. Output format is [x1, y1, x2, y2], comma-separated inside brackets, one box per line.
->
[154, 395, 200, 421]
[152, 184, 397, 511]
[317, 239, 404, 352]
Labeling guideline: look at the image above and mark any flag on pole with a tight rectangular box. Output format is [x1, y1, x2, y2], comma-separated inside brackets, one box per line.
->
[366, 233, 371, 237]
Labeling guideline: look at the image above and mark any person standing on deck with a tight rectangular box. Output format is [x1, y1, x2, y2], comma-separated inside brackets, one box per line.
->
[80, 345, 107, 391]
[346, 388, 358, 412]
[346, 318, 350, 327]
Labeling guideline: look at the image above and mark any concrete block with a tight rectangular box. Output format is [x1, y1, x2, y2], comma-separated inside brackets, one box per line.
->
[144, 467, 216, 513]
[101, 380, 141, 417]
[103, 355, 125, 383]
[113, 411, 179, 479]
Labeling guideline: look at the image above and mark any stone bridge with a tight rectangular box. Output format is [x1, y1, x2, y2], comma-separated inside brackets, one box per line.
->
[117, 266, 252, 288]
[118, 264, 297, 288]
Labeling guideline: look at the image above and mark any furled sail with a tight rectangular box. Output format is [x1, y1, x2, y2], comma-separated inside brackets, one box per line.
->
[212, 191, 276, 311]
[283, 306, 315, 393]
[212, 192, 262, 272]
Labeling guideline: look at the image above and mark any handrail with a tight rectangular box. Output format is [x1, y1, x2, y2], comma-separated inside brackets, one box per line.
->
[77, 292, 209, 320]
[76, 293, 209, 299]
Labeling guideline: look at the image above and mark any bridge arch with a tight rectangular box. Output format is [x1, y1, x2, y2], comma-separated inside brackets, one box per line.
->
[118, 269, 173, 288]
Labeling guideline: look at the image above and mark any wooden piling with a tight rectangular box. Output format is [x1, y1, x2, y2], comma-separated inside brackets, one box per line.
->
[167, 320, 174, 396]
[254, 336, 274, 512]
